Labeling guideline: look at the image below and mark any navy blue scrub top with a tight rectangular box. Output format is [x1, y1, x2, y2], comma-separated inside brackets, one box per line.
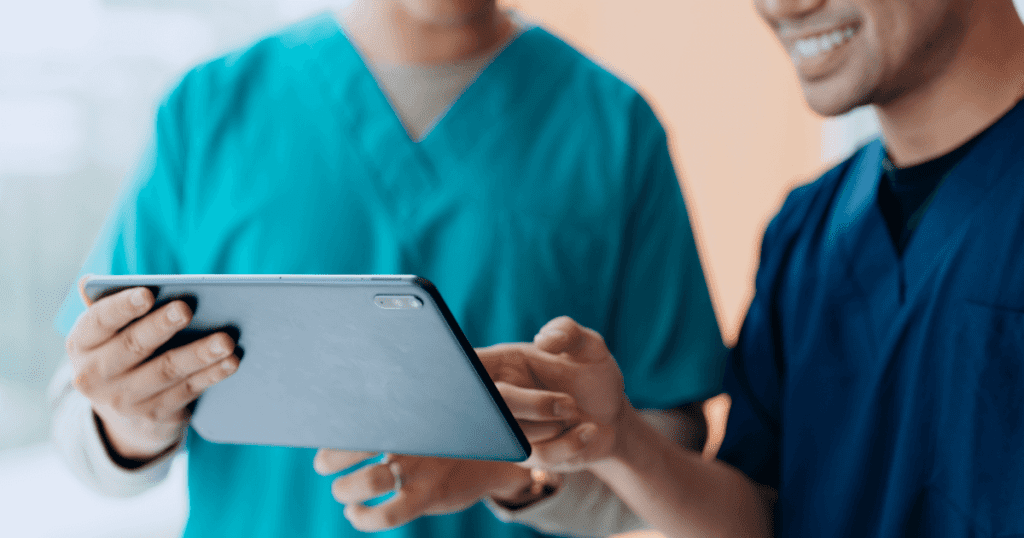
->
[720, 99, 1024, 536]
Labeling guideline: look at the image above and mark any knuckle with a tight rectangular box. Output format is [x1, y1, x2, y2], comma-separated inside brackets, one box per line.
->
[370, 466, 393, 492]
[107, 392, 130, 415]
[88, 308, 111, 332]
[184, 375, 207, 398]
[381, 509, 404, 529]
[158, 354, 182, 384]
[121, 330, 145, 357]
[143, 405, 163, 423]
[504, 347, 526, 366]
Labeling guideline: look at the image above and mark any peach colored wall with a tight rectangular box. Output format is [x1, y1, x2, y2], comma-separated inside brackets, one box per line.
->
[503, 0, 827, 345]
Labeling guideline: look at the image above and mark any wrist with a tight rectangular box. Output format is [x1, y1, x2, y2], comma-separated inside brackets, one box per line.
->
[489, 465, 564, 511]
[93, 411, 180, 468]
[592, 404, 649, 478]
[610, 401, 644, 462]
[489, 463, 534, 501]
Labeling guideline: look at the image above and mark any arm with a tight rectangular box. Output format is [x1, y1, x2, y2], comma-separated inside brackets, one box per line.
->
[482, 320, 775, 538]
[48, 359, 179, 497]
[485, 406, 706, 537]
[590, 407, 773, 538]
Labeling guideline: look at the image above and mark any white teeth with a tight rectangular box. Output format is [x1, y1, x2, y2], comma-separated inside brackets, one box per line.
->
[792, 26, 857, 60]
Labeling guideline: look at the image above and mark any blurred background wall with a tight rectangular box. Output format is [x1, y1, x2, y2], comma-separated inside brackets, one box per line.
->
[5, 0, 1020, 537]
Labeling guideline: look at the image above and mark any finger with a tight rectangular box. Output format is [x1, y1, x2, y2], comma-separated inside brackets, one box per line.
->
[118, 332, 236, 402]
[534, 317, 605, 364]
[330, 462, 400, 504]
[78, 275, 94, 307]
[475, 344, 534, 386]
[494, 382, 578, 421]
[344, 490, 422, 532]
[314, 449, 379, 476]
[526, 422, 611, 469]
[135, 356, 239, 422]
[98, 300, 194, 377]
[534, 316, 587, 355]
[67, 287, 155, 353]
[519, 421, 570, 443]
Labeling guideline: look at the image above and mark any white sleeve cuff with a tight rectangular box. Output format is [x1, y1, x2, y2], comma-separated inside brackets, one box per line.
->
[485, 471, 649, 538]
[48, 361, 179, 497]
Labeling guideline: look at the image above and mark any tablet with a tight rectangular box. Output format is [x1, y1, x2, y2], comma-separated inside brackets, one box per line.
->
[82, 274, 530, 462]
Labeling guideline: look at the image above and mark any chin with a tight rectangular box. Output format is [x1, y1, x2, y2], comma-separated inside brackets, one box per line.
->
[799, 77, 876, 118]
[403, 0, 493, 24]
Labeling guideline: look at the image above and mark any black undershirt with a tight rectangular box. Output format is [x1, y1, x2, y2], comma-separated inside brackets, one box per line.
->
[877, 134, 982, 255]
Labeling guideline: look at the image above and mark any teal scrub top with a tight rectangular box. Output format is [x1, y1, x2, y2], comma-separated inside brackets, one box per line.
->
[57, 13, 726, 538]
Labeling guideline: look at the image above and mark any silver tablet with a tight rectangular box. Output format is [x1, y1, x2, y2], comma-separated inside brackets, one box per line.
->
[82, 274, 530, 462]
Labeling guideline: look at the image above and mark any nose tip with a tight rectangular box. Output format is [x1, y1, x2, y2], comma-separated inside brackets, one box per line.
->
[756, 0, 827, 23]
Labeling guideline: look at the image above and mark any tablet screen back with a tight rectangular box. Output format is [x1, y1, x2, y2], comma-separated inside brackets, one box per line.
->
[83, 275, 530, 461]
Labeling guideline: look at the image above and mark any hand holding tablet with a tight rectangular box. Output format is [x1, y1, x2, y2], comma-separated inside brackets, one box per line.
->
[66, 283, 240, 464]
[80, 274, 531, 462]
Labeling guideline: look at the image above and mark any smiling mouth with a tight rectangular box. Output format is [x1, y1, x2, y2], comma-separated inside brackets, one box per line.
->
[790, 23, 860, 60]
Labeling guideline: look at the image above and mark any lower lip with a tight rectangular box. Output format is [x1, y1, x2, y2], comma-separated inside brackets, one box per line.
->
[790, 28, 859, 81]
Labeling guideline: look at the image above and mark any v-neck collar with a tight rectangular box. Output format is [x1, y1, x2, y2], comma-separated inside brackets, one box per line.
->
[297, 12, 572, 190]
[321, 13, 536, 146]
[828, 100, 1024, 311]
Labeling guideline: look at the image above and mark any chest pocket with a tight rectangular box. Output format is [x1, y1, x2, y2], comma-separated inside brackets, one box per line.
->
[951, 301, 1024, 536]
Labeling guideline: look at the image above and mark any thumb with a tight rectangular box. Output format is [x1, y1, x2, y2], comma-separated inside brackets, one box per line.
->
[534, 317, 586, 357]
[78, 274, 95, 307]
[534, 316, 604, 364]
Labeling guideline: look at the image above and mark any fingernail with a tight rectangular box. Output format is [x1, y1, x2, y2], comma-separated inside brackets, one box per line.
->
[210, 339, 228, 356]
[545, 329, 567, 340]
[537, 329, 566, 346]
[167, 305, 184, 323]
[579, 423, 597, 444]
[220, 359, 237, 373]
[130, 288, 147, 307]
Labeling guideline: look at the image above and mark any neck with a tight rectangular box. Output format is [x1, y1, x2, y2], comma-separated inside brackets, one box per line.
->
[340, 1, 513, 64]
[876, 1, 1024, 166]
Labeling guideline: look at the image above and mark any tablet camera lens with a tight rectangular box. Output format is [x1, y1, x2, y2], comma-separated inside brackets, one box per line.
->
[375, 295, 423, 309]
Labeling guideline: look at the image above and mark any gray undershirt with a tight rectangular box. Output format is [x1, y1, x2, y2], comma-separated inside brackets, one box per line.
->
[362, 18, 527, 141]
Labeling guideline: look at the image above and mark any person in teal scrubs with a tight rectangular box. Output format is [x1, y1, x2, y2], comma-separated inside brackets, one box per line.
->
[49, 1, 726, 537]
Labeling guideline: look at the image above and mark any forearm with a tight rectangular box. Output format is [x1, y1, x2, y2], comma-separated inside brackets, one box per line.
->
[487, 407, 703, 537]
[590, 407, 774, 538]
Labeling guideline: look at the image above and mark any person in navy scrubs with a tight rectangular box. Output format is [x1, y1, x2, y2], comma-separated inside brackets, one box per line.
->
[466, 0, 1024, 536]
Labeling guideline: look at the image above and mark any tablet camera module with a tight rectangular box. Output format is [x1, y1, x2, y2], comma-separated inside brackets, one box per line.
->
[375, 295, 423, 309]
